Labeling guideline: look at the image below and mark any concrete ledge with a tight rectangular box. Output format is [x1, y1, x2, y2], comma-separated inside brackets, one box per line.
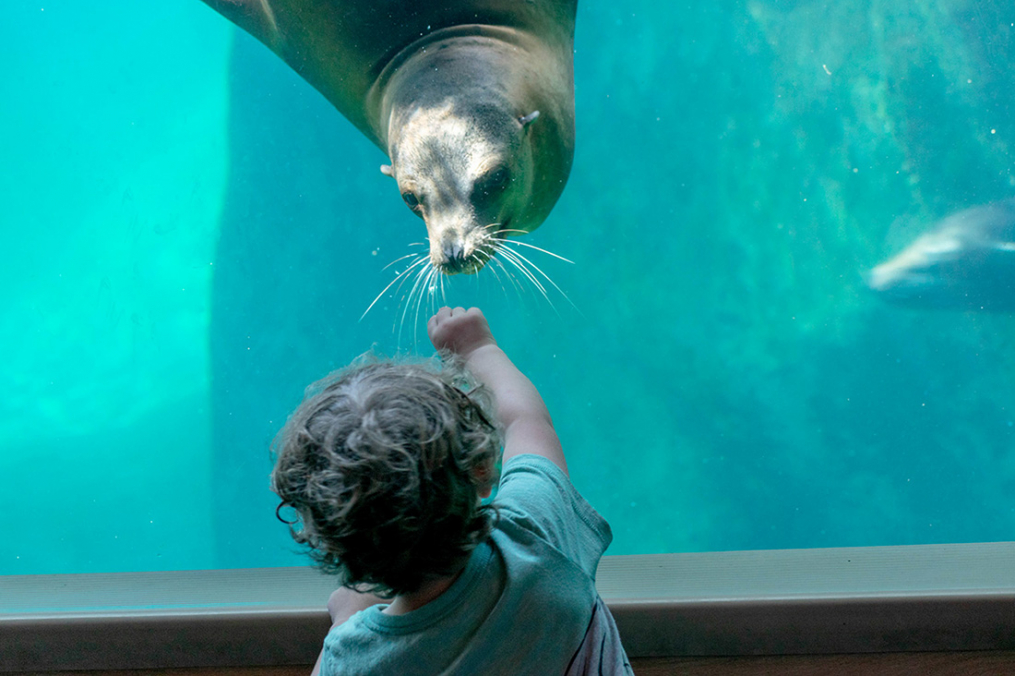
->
[3, 542, 1014, 672]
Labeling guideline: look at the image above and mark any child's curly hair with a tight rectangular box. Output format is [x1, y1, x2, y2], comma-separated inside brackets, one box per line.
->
[270, 353, 502, 596]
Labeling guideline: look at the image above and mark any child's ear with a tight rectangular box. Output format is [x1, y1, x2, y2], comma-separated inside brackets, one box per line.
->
[474, 461, 496, 499]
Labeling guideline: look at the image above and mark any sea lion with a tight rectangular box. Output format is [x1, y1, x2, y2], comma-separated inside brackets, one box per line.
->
[866, 199, 1015, 311]
[198, 0, 577, 275]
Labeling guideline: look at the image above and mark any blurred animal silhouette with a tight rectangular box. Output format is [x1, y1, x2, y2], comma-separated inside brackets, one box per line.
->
[867, 199, 1015, 311]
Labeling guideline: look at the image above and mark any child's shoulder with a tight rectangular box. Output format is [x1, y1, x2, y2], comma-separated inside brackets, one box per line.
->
[493, 454, 613, 576]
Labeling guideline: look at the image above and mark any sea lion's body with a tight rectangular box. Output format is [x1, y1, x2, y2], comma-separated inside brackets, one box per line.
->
[866, 199, 1015, 311]
[200, 0, 577, 273]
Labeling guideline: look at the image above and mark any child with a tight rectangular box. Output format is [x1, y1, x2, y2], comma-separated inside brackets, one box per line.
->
[272, 306, 632, 675]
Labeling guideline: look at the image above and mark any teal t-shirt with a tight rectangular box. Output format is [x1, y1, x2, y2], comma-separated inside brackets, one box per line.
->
[319, 455, 617, 675]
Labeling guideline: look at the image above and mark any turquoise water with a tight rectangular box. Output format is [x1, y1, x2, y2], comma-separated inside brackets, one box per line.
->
[4, 0, 1014, 574]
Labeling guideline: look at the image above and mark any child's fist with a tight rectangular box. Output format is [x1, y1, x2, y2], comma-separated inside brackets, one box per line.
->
[428, 307, 496, 357]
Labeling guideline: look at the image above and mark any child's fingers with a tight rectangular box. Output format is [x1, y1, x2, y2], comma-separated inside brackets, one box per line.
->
[428, 307, 487, 348]
[429, 306, 452, 327]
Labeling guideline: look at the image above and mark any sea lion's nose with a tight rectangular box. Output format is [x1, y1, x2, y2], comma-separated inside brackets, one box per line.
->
[442, 240, 468, 273]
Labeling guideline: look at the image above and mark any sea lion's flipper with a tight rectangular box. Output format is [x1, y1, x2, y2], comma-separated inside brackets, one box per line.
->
[200, 0, 280, 49]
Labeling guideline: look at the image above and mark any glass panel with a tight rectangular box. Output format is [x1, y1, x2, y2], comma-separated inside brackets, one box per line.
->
[5, 0, 1013, 575]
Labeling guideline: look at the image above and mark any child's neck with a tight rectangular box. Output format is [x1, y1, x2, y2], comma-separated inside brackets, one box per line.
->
[383, 570, 463, 615]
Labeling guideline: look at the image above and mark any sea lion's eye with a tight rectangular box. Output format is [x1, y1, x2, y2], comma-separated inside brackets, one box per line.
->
[477, 167, 510, 198]
[402, 192, 420, 209]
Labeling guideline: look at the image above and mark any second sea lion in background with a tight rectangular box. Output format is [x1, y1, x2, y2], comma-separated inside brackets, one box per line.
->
[866, 199, 1015, 311]
[198, 0, 578, 275]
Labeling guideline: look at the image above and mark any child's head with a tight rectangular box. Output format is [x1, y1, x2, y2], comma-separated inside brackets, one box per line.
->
[271, 354, 502, 596]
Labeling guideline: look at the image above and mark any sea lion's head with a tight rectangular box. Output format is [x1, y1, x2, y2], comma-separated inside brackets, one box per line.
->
[866, 229, 969, 305]
[866, 200, 1015, 311]
[382, 100, 544, 275]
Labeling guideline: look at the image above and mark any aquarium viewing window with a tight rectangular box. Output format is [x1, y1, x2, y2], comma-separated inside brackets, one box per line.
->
[4, 0, 1014, 670]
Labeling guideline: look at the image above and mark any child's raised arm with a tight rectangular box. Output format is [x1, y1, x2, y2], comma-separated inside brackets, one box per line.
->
[428, 307, 567, 475]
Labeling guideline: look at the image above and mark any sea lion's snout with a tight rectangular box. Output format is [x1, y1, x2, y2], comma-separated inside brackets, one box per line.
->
[864, 261, 935, 301]
[864, 231, 961, 305]
[431, 225, 492, 275]
[866, 199, 1015, 312]
[441, 240, 469, 274]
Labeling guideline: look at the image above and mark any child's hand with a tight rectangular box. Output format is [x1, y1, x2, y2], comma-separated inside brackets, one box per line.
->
[428, 307, 496, 358]
[431, 307, 568, 474]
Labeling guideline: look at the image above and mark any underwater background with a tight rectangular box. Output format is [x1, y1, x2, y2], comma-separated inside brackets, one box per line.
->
[4, 0, 1014, 574]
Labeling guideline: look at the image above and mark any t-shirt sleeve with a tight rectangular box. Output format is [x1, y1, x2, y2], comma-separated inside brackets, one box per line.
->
[493, 454, 613, 578]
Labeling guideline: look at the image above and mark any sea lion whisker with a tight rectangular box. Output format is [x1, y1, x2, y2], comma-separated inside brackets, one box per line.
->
[472, 248, 495, 266]
[408, 264, 429, 333]
[382, 251, 426, 271]
[477, 239, 564, 312]
[397, 257, 434, 330]
[361, 254, 429, 321]
[490, 254, 527, 303]
[429, 266, 441, 315]
[508, 247, 578, 312]
[395, 263, 420, 335]
[498, 247, 552, 300]
[502, 251, 558, 315]
[491, 256, 526, 302]
[412, 264, 437, 344]
[405, 265, 430, 338]
[399, 260, 433, 338]
[499, 238, 574, 264]
[424, 269, 433, 321]
[490, 229, 530, 237]
[499, 245, 577, 314]
[414, 265, 438, 344]
[390, 256, 431, 303]
[439, 266, 448, 307]
[481, 252, 501, 284]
